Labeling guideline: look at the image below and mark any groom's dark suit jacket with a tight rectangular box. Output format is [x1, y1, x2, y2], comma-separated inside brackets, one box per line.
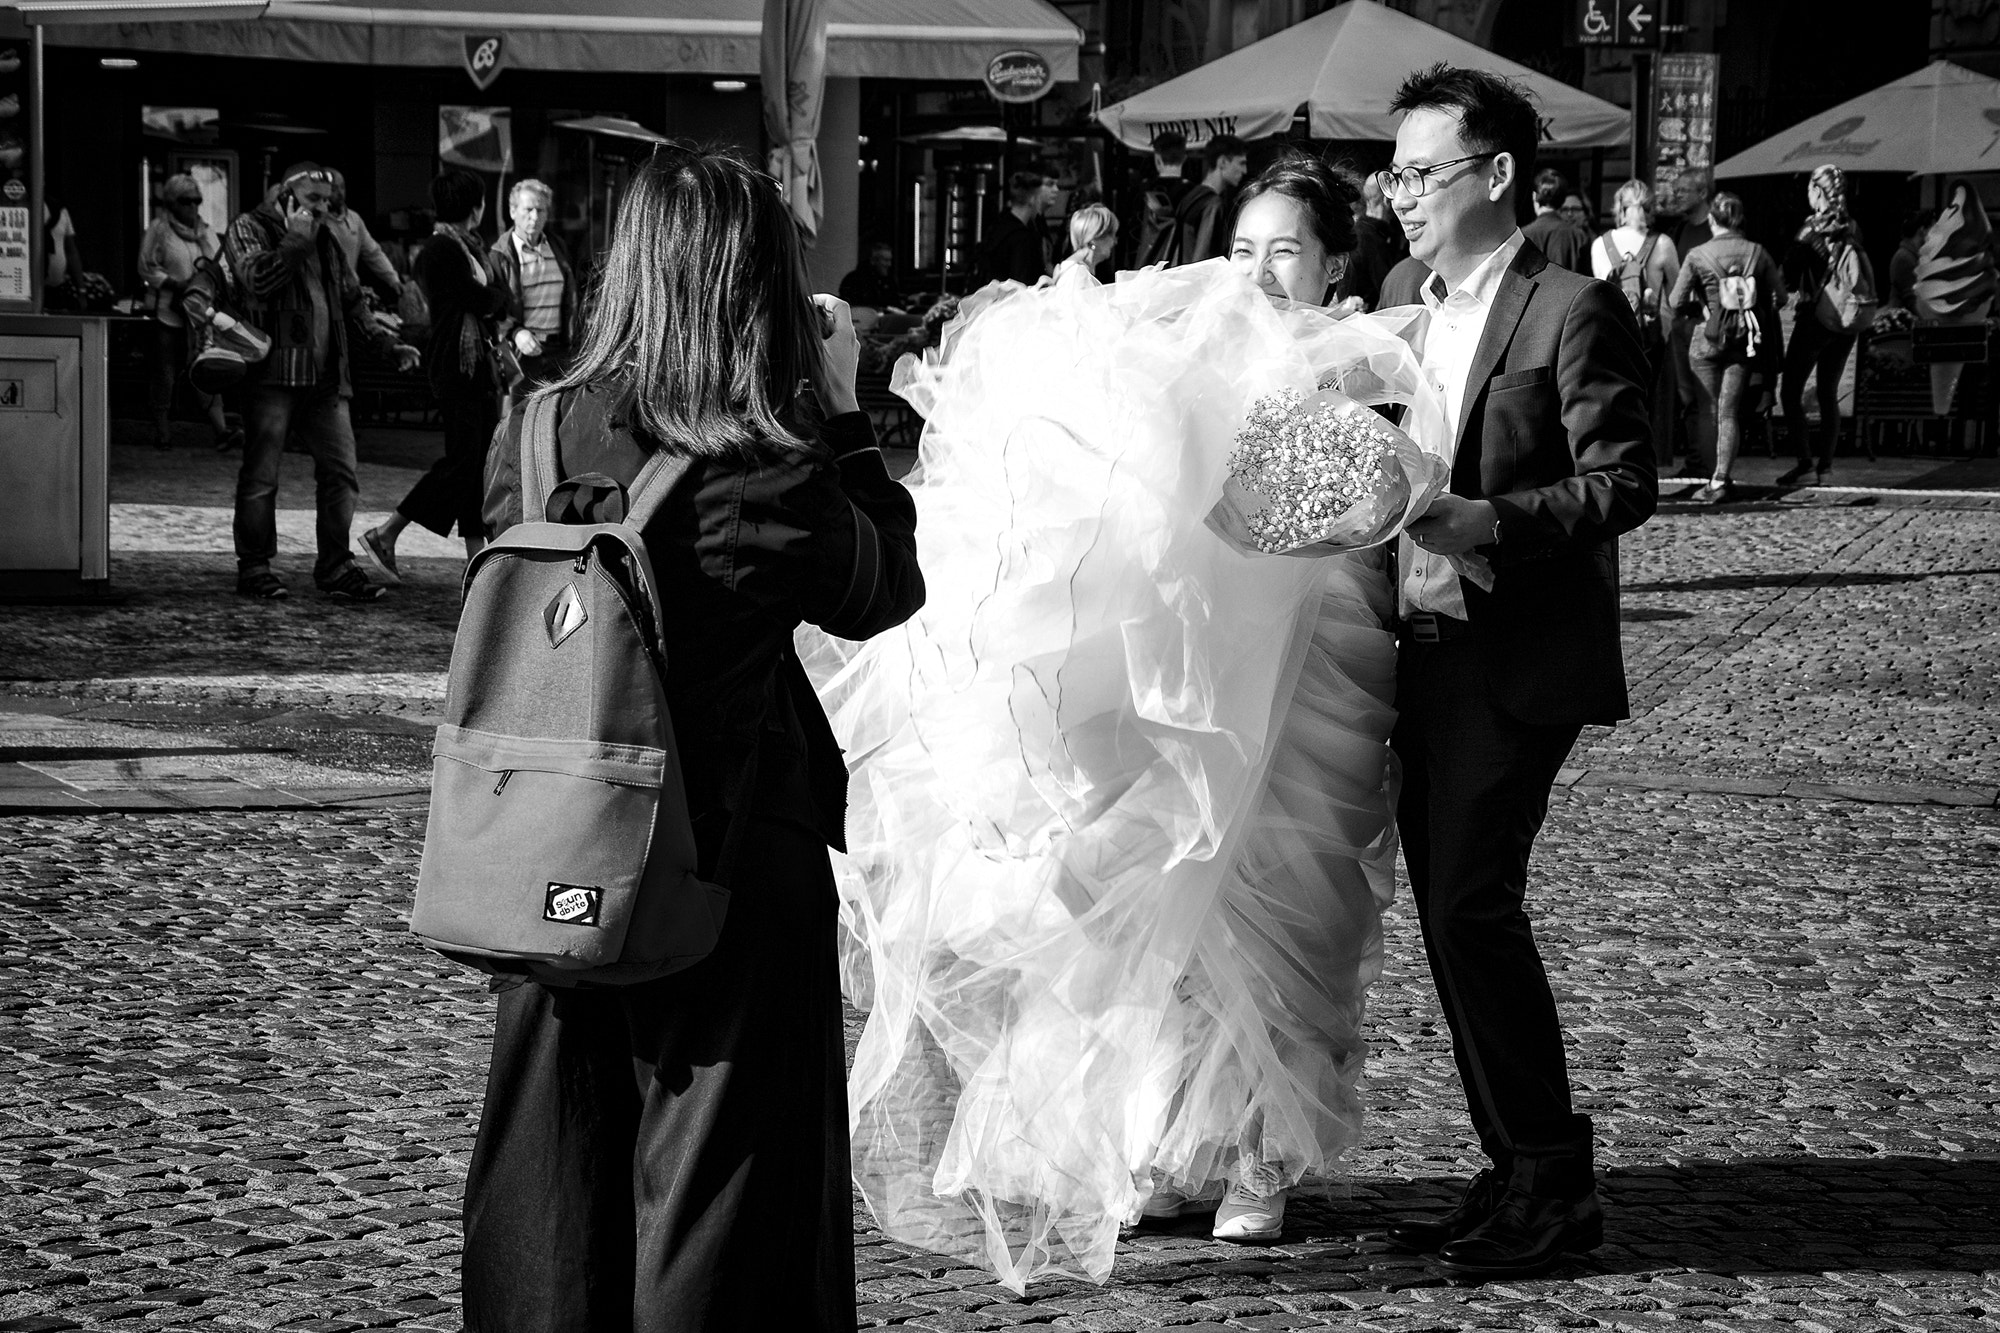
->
[1380, 240, 1657, 727]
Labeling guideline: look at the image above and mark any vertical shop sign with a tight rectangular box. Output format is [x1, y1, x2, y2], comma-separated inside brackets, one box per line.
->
[0, 33, 33, 308]
[1653, 53, 1718, 219]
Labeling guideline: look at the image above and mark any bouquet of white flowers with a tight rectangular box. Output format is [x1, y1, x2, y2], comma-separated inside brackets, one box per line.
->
[1208, 383, 1449, 556]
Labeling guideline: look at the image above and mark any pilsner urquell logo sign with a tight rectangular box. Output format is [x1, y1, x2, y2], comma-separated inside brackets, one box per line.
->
[1781, 115, 1880, 164]
[985, 50, 1053, 103]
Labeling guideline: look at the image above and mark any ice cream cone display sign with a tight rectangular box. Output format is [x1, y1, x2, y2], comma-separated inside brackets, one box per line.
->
[1914, 182, 1997, 415]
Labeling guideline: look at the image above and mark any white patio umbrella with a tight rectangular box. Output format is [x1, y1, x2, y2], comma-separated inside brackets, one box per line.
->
[1095, 0, 1628, 152]
[1714, 60, 2000, 179]
[762, 0, 829, 240]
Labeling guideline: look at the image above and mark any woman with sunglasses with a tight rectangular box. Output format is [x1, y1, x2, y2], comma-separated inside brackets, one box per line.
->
[137, 174, 238, 450]
[458, 143, 924, 1331]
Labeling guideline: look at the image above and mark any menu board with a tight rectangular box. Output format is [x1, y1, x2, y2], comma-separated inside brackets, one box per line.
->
[0, 34, 32, 309]
[1653, 53, 1719, 221]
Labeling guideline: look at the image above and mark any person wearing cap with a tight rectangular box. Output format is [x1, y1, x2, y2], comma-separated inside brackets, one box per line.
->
[137, 173, 238, 451]
[222, 160, 419, 603]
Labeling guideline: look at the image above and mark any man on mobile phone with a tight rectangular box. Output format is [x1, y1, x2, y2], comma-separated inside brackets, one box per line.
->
[222, 161, 420, 603]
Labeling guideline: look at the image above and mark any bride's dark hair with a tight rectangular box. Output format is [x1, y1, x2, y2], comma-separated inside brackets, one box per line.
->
[549, 142, 823, 459]
[1235, 152, 1363, 259]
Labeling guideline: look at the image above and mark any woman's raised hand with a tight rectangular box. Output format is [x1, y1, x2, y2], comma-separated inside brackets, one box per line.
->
[815, 294, 861, 417]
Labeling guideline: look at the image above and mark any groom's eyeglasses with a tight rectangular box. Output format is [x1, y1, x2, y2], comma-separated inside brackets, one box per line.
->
[1374, 153, 1497, 199]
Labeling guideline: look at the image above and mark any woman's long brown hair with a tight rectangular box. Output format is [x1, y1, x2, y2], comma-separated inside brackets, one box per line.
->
[549, 142, 824, 458]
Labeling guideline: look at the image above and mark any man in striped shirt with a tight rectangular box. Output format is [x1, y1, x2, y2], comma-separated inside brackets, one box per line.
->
[490, 179, 577, 398]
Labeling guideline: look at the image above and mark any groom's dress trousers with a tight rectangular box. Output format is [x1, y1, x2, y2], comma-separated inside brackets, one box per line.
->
[1380, 238, 1656, 1184]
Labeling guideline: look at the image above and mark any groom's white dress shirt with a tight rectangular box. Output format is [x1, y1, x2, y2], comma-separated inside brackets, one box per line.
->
[1399, 228, 1525, 619]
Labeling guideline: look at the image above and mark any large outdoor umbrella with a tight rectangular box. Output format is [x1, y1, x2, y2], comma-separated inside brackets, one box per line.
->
[1714, 60, 2000, 179]
[761, 0, 827, 240]
[1095, 0, 1628, 151]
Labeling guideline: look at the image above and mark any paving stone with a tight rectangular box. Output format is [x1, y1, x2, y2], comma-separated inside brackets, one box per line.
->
[3, 468, 2000, 1329]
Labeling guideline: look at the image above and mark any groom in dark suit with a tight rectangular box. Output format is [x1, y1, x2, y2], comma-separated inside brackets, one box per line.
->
[1372, 65, 1657, 1279]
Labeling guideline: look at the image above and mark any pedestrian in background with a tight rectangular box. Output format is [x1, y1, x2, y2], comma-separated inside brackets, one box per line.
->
[488, 178, 577, 397]
[1522, 168, 1588, 275]
[1591, 180, 1681, 468]
[1133, 130, 1192, 266]
[1664, 190, 1714, 477]
[838, 237, 905, 311]
[1887, 209, 1935, 311]
[978, 170, 1056, 287]
[137, 173, 236, 451]
[1359, 169, 1409, 264]
[1159, 133, 1249, 266]
[360, 169, 513, 579]
[325, 168, 402, 303]
[223, 161, 418, 602]
[459, 142, 923, 1332]
[1778, 164, 1871, 487]
[1670, 191, 1786, 503]
[1052, 203, 1117, 288]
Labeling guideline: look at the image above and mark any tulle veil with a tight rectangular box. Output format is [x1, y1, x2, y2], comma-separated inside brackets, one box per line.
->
[798, 260, 1445, 1290]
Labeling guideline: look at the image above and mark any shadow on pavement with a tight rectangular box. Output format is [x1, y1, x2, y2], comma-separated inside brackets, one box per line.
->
[1124, 1155, 2000, 1285]
[1628, 568, 2000, 594]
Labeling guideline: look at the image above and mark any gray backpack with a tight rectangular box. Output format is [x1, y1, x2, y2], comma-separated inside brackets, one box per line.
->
[409, 392, 729, 985]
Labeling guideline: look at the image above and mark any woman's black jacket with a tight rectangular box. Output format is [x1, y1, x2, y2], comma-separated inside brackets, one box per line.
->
[483, 384, 923, 851]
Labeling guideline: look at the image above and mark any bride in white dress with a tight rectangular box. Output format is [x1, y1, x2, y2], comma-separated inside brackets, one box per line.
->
[800, 156, 1445, 1290]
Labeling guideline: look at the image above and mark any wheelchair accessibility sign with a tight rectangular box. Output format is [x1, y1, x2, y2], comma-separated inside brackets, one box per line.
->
[1578, 0, 1657, 46]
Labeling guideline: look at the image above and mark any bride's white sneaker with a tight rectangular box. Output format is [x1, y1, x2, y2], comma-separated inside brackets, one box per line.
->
[1126, 1177, 1225, 1227]
[1211, 1161, 1287, 1243]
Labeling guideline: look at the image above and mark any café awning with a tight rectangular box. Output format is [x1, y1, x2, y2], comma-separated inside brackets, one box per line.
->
[1714, 61, 2000, 179]
[1097, 0, 1627, 151]
[32, 0, 1080, 80]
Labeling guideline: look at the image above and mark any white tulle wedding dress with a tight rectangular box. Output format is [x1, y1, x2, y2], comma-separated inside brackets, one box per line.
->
[798, 260, 1444, 1291]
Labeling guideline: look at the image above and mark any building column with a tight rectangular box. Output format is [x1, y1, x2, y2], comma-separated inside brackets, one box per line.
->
[806, 76, 860, 296]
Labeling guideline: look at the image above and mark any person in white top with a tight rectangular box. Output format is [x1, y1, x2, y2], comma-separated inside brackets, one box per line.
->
[1590, 180, 1681, 467]
[1373, 64, 1656, 1282]
[136, 174, 235, 450]
[1049, 203, 1117, 289]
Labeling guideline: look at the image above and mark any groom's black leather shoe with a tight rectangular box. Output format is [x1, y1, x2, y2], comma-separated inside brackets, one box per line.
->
[1384, 1167, 1507, 1253]
[1436, 1185, 1604, 1281]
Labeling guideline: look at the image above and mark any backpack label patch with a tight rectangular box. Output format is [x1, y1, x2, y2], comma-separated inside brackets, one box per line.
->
[543, 882, 602, 926]
[544, 584, 588, 648]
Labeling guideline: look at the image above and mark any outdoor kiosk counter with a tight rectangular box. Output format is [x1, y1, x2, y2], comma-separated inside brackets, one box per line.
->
[0, 20, 111, 599]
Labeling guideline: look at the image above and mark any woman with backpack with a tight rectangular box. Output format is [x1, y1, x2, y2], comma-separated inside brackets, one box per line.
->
[1778, 164, 1875, 487]
[1669, 191, 1787, 503]
[1591, 179, 1681, 467]
[456, 143, 924, 1331]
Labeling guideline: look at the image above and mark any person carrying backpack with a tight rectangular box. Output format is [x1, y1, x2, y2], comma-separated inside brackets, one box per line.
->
[1592, 179, 1682, 467]
[1778, 163, 1876, 487]
[1668, 191, 1786, 503]
[450, 143, 924, 1331]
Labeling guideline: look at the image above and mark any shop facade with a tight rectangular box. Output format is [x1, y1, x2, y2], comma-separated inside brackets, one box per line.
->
[27, 0, 1079, 301]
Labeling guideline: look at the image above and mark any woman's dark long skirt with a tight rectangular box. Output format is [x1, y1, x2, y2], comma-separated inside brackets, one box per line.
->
[459, 813, 856, 1332]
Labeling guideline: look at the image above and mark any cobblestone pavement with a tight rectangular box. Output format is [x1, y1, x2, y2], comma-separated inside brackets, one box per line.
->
[2, 439, 1998, 1330]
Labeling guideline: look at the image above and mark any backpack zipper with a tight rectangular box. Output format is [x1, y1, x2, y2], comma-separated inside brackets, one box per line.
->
[493, 770, 512, 796]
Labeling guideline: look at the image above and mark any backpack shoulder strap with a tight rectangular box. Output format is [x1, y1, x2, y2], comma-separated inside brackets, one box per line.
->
[522, 391, 561, 520]
[624, 447, 696, 531]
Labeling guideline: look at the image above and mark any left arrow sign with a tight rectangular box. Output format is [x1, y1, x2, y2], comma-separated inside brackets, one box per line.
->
[1626, 2, 1653, 34]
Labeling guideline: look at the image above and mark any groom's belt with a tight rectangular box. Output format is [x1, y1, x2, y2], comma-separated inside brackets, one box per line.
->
[1400, 612, 1473, 643]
